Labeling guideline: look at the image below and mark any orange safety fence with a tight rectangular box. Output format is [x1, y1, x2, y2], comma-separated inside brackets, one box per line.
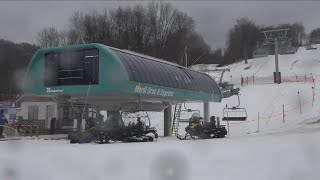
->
[225, 74, 318, 130]
[240, 74, 314, 86]
[6, 123, 39, 137]
[227, 86, 317, 126]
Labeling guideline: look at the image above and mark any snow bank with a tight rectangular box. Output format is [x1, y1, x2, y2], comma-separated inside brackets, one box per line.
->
[1, 128, 320, 180]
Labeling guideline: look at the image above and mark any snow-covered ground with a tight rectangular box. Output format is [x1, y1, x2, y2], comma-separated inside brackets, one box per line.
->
[209, 44, 320, 136]
[149, 44, 320, 136]
[1, 121, 320, 180]
[1, 45, 320, 180]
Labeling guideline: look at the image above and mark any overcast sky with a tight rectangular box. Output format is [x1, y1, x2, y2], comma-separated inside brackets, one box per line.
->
[0, 1, 319, 49]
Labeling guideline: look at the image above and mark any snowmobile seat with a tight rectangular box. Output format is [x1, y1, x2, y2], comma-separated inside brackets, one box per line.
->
[222, 117, 247, 121]
[135, 121, 143, 131]
[201, 123, 211, 129]
[210, 116, 216, 128]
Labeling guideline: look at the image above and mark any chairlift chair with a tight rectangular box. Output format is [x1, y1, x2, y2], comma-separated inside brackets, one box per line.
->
[121, 111, 151, 127]
[222, 94, 247, 121]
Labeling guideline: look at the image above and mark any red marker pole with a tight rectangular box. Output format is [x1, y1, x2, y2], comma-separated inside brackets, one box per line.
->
[257, 112, 260, 133]
[30, 124, 33, 137]
[282, 105, 285, 123]
[226, 104, 230, 136]
[253, 75, 255, 85]
[241, 76, 244, 86]
[227, 121, 230, 136]
[298, 91, 302, 114]
[24, 125, 27, 137]
[305, 75, 307, 83]
[312, 87, 315, 107]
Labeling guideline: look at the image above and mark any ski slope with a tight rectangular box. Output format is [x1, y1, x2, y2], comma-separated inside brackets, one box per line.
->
[148, 44, 320, 136]
[208, 44, 320, 135]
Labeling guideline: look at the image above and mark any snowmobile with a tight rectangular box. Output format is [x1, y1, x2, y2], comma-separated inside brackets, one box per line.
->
[177, 113, 227, 140]
[69, 112, 158, 144]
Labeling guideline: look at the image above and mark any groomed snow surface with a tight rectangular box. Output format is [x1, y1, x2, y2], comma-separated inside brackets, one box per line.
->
[1, 124, 320, 180]
[1, 44, 320, 180]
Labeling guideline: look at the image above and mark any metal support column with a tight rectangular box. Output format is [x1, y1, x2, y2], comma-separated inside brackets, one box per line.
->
[164, 106, 172, 136]
[275, 38, 279, 74]
[204, 101, 210, 123]
[274, 38, 281, 84]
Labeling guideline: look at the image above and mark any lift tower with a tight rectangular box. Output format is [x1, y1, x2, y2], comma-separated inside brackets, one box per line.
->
[261, 28, 290, 84]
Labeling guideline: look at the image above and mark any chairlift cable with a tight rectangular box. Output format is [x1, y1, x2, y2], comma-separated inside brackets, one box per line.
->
[225, 55, 274, 110]
[239, 55, 274, 91]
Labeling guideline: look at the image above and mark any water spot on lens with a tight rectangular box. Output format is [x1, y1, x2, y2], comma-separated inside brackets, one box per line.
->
[150, 150, 191, 180]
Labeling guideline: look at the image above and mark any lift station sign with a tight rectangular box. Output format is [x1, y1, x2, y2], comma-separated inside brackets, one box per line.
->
[46, 88, 64, 93]
[134, 84, 174, 97]
[0, 102, 16, 108]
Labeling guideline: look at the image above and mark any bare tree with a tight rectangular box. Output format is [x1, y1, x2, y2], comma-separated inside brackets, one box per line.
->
[0, 39, 38, 94]
[59, 30, 69, 46]
[309, 27, 320, 44]
[37, 27, 63, 48]
[38, 1, 210, 65]
[67, 11, 86, 44]
[224, 18, 261, 64]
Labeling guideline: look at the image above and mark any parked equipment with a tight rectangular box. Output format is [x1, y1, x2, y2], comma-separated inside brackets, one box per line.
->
[171, 103, 201, 137]
[68, 111, 158, 144]
[176, 113, 227, 140]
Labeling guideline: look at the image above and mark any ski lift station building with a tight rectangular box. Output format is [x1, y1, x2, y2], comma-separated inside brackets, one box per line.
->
[23, 43, 223, 134]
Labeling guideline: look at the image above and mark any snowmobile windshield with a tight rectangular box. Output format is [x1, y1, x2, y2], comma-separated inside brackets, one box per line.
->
[190, 113, 201, 122]
[103, 115, 112, 125]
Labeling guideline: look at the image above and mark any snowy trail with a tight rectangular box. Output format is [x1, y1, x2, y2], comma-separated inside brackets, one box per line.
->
[1, 122, 320, 180]
[183, 44, 320, 137]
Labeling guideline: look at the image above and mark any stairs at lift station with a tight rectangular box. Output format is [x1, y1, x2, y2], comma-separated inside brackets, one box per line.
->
[171, 103, 182, 136]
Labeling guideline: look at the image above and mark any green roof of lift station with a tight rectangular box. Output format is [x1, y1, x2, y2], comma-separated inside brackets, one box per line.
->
[23, 43, 223, 103]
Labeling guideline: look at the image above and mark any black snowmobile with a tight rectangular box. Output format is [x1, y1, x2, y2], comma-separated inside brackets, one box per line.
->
[69, 113, 158, 144]
[177, 113, 227, 140]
